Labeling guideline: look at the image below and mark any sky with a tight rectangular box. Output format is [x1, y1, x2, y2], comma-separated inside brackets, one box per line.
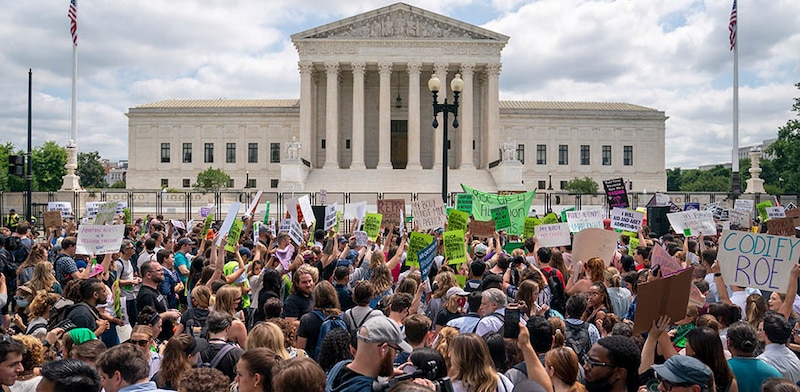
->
[0, 0, 798, 170]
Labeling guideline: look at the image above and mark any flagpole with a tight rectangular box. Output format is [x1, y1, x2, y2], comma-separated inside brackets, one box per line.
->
[62, 1, 81, 191]
[729, 1, 740, 196]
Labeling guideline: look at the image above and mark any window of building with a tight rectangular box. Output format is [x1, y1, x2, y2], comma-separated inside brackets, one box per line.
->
[248, 143, 258, 163]
[182, 143, 192, 163]
[270, 143, 280, 163]
[226, 143, 236, 163]
[321, 139, 326, 149]
[516, 144, 525, 164]
[160, 143, 170, 163]
[228, 179, 235, 188]
[182, 179, 190, 188]
[345, 139, 351, 149]
[537, 180, 546, 190]
[580, 145, 590, 165]
[247, 179, 257, 188]
[560, 180, 567, 190]
[624, 146, 633, 166]
[536, 144, 546, 165]
[160, 178, 168, 188]
[270, 179, 279, 188]
[558, 145, 568, 165]
[602, 145, 611, 166]
[204, 143, 214, 163]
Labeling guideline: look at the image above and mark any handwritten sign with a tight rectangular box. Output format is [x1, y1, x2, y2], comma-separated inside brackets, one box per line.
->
[324, 202, 338, 231]
[565, 210, 605, 233]
[610, 208, 644, 232]
[363, 213, 383, 241]
[573, 228, 620, 266]
[407, 232, 434, 267]
[77, 224, 125, 255]
[667, 211, 716, 237]
[470, 219, 496, 238]
[455, 194, 473, 215]
[603, 178, 629, 209]
[461, 185, 536, 236]
[411, 197, 445, 230]
[418, 240, 438, 282]
[534, 223, 571, 247]
[224, 219, 244, 253]
[491, 205, 511, 230]
[767, 217, 796, 237]
[378, 199, 405, 227]
[718, 230, 800, 292]
[766, 207, 786, 220]
[447, 209, 469, 233]
[734, 199, 754, 212]
[216, 203, 241, 245]
[443, 230, 466, 265]
[523, 217, 541, 239]
[650, 244, 684, 277]
[43, 211, 62, 229]
[47, 202, 73, 218]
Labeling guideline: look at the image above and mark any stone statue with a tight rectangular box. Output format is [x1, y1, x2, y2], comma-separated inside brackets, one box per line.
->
[286, 136, 302, 161]
[501, 138, 516, 161]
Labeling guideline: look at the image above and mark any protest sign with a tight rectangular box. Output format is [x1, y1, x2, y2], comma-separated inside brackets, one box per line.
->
[534, 223, 571, 247]
[767, 217, 796, 237]
[667, 211, 716, 237]
[684, 202, 700, 211]
[224, 219, 244, 253]
[565, 210, 605, 233]
[523, 217, 541, 239]
[447, 209, 469, 233]
[216, 203, 242, 245]
[85, 202, 101, 218]
[503, 242, 524, 254]
[734, 199, 754, 212]
[418, 240, 438, 282]
[654, 193, 671, 206]
[289, 220, 304, 246]
[200, 207, 211, 218]
[756, 200, 773, 222]
[718, 230, 800, 292]
[455, 194, 473, 215]
[610, 208, 644, 232]
[47, 202, 73, 218]
[319, 189, 327, 205]
[766, 207, 786, 220]
[406, 232, 434, 267]
[245, 191, 264, 216]
[603, 178, 629, 209]
[786, 202, 797, 210]
[363, 213, 383, 241]
[728, 210, 750, 229]
[491, 205, 511, 230]
[629, 237, 640, 251]
[350, 231, 366, 247]
[202, 214, 214, 237]
[633, 268, 693, 334]
[572, 228, 620, 266]
[263, 201, 271, 225]
[324, 202, 338, 231]
[378, 199, 405, 227]
[94, 202, 119, 225]
[443, 230, 466, 265]
[77, 224, 125, 255]
[541, 212, 559, 225]
[470, 219, 496, 238]
[560, 207, 575, 223]
[650, 245, 684, 277]
[297, 195, 315, 226]
[43, 211, 62, 229]
[460, 185, 536, 235]
[278, 219, 291, 235]
[411, 197, 446, 230]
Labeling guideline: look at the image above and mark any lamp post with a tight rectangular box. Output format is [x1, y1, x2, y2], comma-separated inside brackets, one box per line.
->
[428, 73, 463, 203]
[245, 171, 250, 189]
[547, 172, 553, 190]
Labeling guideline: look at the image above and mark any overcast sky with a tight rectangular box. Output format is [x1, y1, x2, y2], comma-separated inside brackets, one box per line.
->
[1, 0, 798, 169]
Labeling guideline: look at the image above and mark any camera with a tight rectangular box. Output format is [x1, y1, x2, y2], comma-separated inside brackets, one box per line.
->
[372, 361, 454, 392]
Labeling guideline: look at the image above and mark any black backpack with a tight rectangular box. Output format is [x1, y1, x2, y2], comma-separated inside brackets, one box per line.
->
[565, 321, 591, 363]
[182, 308, 209, 339]
[545, 268, 567, 314]
[46, 298, 78, 332]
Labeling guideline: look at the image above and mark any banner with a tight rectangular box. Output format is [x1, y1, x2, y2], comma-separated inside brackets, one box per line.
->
[443, 230, 466, 265]
[378, 199, 405, 227]
[406, 232, 434, 267]
[666, 211, 716, 237]
[411, 197, 446, 230]
[610, 208, 644, 232]
[565, 210, 604, 233]
[447, 209, 469, 233]
[77, 224, 125, 255]
[573, 228, 620, 266]
[718, 230, 800, 292]
[603, 178, 629, 209]
[534, 223, 571, 247]
[363, 213, 383, 241]
[460, 185, 536, 235]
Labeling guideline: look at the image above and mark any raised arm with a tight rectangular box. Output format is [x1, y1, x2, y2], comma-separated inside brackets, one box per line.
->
[638, 316, 671, 375]
[386, 233, 406, 271]
[778, 264, 800, 320]
[711, 261, 733, 306]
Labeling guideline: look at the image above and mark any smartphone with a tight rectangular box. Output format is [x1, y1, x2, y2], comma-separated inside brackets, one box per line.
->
[504, 303, 520, 339]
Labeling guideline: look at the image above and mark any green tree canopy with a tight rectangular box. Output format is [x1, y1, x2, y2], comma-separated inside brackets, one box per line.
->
[194, 167, 230, 192]
[78, 151, 107, 189]
[563, 176, 599, 194]
[32, 141, 67, 192]
[765, 81, 800, 194]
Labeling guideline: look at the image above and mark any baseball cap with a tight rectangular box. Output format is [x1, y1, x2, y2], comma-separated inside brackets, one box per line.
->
[338, 236, 348, 244]
[357, 316, 412, 353]
[238, 247, 253, 259]
[652, 355, 711, 387]
[445, 287, 469, 300]
[178, 238, 195, 246]
[474, 243, 488, 256]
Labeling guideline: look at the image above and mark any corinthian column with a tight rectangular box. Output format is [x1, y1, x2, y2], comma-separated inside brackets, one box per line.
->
[459, 63, 475, 169]
[351, 62, 366, 169]
[406, 62, 422, 170]
[377, 62, 393, 169]
[323, 62, 339, 169]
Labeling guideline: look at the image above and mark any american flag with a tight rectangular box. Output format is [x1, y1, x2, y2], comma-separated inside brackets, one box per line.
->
[728, 0, 737, 51]
[68, 0, 78, 46]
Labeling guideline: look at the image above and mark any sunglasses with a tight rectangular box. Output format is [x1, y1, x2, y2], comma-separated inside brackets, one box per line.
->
[128, 339, 150, 347]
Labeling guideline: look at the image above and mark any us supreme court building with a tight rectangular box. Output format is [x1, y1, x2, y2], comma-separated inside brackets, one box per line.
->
[126, 3, 667, 195]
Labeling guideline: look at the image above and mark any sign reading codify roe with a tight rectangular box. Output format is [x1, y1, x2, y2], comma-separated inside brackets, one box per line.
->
[718, 230, 800, 293]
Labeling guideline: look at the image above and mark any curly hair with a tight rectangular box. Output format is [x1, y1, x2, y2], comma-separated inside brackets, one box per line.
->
[317, 328, 353, 372]
[12, 334, 45, 376]
[268, 317, 298, 349]
[585, 257, 606, 283]
[26, 290, 60, 320]
[178, 367, 230, 392]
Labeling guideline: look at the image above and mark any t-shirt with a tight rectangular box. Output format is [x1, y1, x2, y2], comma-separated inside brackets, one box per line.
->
[334, 284, 355, 311]
[137, 285, 173, 341]
[66, 302, 101, 331]
[728, 357, 781, 392]
[297, 311, 326, 358]
[435, 308, 462, 328]
[116, 258, 137, 300]
[200, 340, 243, 382]
[282, 293, 313, 320]
[174, 252, 190, 284]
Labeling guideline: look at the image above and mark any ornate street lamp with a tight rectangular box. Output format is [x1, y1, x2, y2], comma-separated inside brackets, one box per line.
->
[428, 73, 463, 203]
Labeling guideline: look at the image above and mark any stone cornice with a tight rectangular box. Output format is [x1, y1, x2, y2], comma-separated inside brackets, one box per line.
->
[295, 39, 505, 60]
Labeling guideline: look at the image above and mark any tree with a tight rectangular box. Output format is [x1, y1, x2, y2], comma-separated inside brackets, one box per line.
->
[765, 82, 800, 194]
[563, 176, 599, 194]
[31, 141, 66, 192]
[77, 151, 107, 189]
[109, 180, 126, 189]
[194, 167, 230, 192]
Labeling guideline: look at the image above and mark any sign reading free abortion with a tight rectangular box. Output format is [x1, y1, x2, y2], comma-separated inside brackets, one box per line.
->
[718, 230, 800, 293]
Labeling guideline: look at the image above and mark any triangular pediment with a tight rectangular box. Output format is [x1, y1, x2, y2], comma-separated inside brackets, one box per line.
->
[291, 3, 508, 42]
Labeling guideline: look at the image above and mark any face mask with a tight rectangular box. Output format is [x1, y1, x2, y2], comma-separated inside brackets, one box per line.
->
[15, 299, 29, 308]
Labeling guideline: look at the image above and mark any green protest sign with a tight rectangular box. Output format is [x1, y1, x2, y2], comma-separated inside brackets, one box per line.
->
[224, 219, 243, 253]
[262, 201, 271, 225]
[454, 274, 466, 288]
[503, 242, 524, 254]
[443, 230, 466, 265]
[461, 185, 536, 236]
[123, 208, 131, 225]
[364, 213, 383, 241]
[523, 217, 541, 239]
[542, 212, 559, 225]
[455, 194, 473, 215]
[756, 200, 773, 222]
[447, 209, 469, 233]
[491, 205, 511, 230]
[202, 214, 215, 237]
[629, 237, 640, 250]
[406, 232, 434, 267]
[560, 207, 575, 223]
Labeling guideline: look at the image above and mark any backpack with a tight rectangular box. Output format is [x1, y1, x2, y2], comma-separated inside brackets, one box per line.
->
[310, 310, 346, 360]
[46, 298, 77, 332]
[345, 308, 380, 336]
[199, 343, 235, 369]
[2, 237, 23, 277]
[325, 360, 375, 392]
[545, 268, 567, 315]
[183, 308, 209, 339]
[565, 321, 591, 363]
[471, 312, 505, 335]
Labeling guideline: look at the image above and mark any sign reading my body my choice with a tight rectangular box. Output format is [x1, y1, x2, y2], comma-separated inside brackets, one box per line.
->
[718, 230, 800, 293]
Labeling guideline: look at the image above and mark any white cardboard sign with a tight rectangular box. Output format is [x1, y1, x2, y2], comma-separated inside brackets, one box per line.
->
[610, 208, 644, 232]
[534, 223, 572, 247]
[77, 225, 125, 255]
[667, 210, 716, 236]
[565, 210, 604, 233]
